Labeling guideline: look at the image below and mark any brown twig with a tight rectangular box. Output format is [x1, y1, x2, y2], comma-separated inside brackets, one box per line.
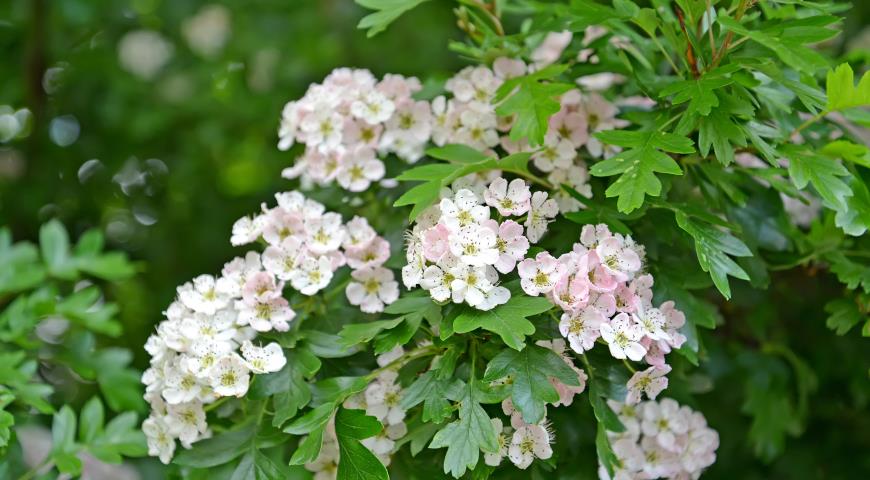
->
[710, 0, 753, 69]
[675, 6, 700, 78]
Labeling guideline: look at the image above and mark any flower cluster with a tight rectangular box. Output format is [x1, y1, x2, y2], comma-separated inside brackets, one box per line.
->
[278, 68, 430, 191]
[402, 176, 563, 310]
[487, 340, 587, 470]
[515, 224, 686, 376]
[602, 399, 719, 479]
[305, 347, 410, 478]
[142, 253, 289, 463]
[231, 190, 398, 313]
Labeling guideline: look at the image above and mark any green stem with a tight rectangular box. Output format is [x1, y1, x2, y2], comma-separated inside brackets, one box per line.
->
[622, 359, 637, 374]
[790, 111, 828, 139]
[205, 396, 231, 412]
[17, 460, 54, 480]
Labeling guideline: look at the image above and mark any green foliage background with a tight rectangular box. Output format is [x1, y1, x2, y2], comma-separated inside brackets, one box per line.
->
[1, 0, 869, 478]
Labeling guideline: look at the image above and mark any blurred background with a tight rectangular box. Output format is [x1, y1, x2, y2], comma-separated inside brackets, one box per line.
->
[1, 0, 869, 478]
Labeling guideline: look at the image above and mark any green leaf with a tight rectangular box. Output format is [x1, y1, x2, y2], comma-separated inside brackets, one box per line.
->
[482, 344, 581, 424]
[660, 75, 733, 116]
[825, 63, 870, 111]
[698, 107, 746, 166]
[51, 405, 81, 475]
[495, 65, 573, 146]
[783, 146, 852, 212]
[824, 298, 869, 335]
[355, 0, 431, 37]
[400, 370, 462, 423]
[339, 317, 406, 347]
[289, 425, 325, 466]
[249, 348, 320, 427]
[393, 178, 442, 221]
[284, 403, 335, 435]
[335, 407, 388, 480]
[90, 411, 147, 461]
[595, 421, 619, 478]
[429, 381, 498, 478]
[590, 130, 694, 213]
[231, 448, 291, 480]
[675, 211, 751, 299]
[79, 397, 104, 444]
[426, 144, 490, 164]
[826, 251, 870, 293]
[453, 295, 552, 350]
[40, 220, 76, 279]
[174, 423, 256, 468]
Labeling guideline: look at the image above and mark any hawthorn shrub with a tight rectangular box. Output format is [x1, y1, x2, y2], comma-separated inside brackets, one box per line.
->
[3, 0, 870, 479]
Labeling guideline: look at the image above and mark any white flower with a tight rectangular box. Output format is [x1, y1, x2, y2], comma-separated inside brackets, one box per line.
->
[345, 266, 399, 313]
[162, 361, 208, 405]
[240, 341, 287, 374]
[343, 216, 377, 250]
[508, 424, 553, 469]
[640, 398, 689, 453]
[448, 264, 493, 308]
[178, 275, 230, 315]
[483, 178, 531, 216]
[626, 365, 670, 405]
[350, 90, 395, 124]
[420, 264, 454, 302]
[448, 225, 499, 267]
[300, 111, 343, 149]
[230, 216, 261, 246]
[209, 354, 251, 397]
[633, 304, 671, 342]
[290, 255, 334, 295]
[166, 401, 208, 448]
[439, 188, 490, 231]
[484, 418, 510, 467]
[336, 147, 385, 192]
[384, 99, 432, 142]
[531, 133, 576, 172]
[365, 371, 405, 426]
[304, 212, 345, 255]
[559, 307, 606, 353]
[477, 285, 511, 311]
[517, 252, 563, 296]
[524, 191, 558, 243]
[262, 237, 304, 280]
[143, 415, 175, 464]
[600, 313, 647, 361]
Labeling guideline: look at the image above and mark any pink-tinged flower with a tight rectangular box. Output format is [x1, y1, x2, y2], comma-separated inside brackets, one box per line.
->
[549, 109, 589, 148]
[345, 236, 390, 270]
[421, 223, 451, 263]
[524, 191, 558, 243]
[241, 271, 283, 304]
[290, 255, 334, 295]
[588, 292, 617, 317]
[551, 272, 591, 312]
[536, 339, 587, 407]
[579, 250, 619, 293]
[596, 236, 642, 281]
[559, 307, 605, 353]
[346, 266, 399, 314]
[660, 301, 687, 349]
[484, 178, 531, 216]
[237, 296, 295, 332]
[261, 208, 304, 246]
[477, 285, 510, 311]
[600, 312, 647, 361]
[641, 337, 667, 368]
[493, 57, 527, 80]
[614, 284, 640, 313]
[385, 99, 432, 143]
[518, 252, 564, 296]
[482, 219, 529, 274]
[531, 30, 573, 68]
[625, 365, 670, 405]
